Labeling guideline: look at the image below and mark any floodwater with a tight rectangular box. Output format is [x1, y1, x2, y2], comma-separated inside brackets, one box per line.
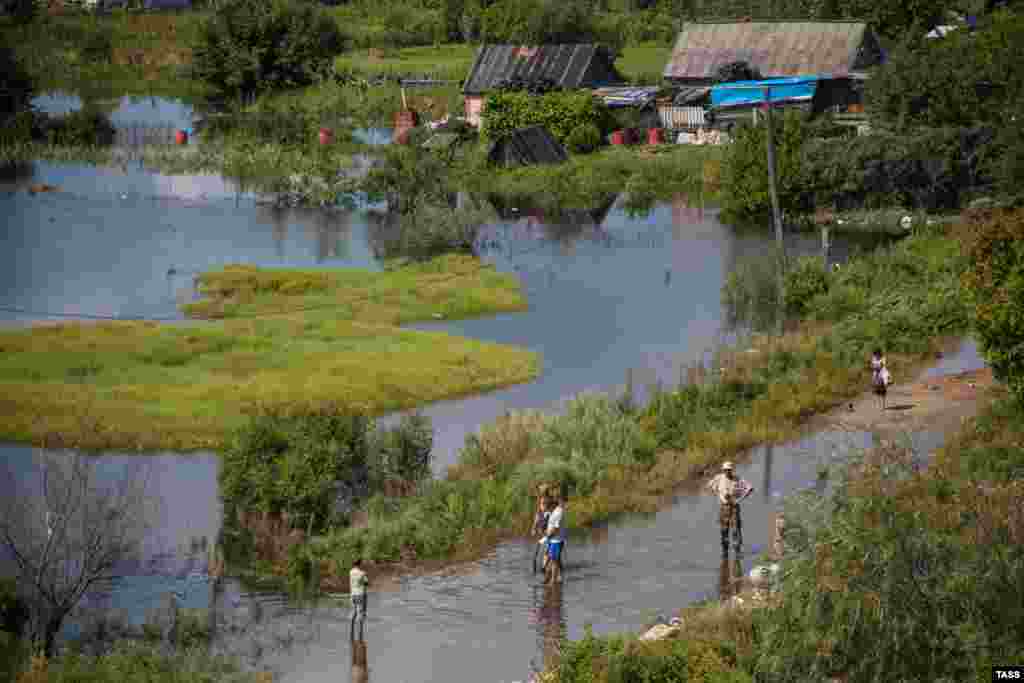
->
[0, 95, 964, 681]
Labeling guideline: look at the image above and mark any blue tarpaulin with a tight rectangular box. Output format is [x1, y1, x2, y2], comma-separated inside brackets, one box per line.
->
[710, 77, 821, 109]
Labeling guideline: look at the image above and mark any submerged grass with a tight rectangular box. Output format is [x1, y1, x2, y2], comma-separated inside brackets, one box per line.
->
[0, 255, 538, 451]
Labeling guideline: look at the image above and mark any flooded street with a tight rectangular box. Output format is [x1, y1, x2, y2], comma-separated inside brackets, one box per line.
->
[0, 94, 958, 682]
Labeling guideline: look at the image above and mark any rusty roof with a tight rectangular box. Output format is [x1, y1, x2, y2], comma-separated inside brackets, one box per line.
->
[463, 44, 619, 95]
[664, 21, 876, 81]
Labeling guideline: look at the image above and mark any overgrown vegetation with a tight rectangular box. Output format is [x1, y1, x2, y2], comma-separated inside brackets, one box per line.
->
[0, 255, 537, 451]
[958, 209, 1024, 402]
[191, 0, 346, 99]
[481, 90, 612, 147]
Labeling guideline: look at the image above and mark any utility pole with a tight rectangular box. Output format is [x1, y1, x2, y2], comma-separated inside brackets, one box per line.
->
[762, 87, 786, 336]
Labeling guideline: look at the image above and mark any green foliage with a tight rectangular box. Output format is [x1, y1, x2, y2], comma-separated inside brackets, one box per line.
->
[362, 134, 456, 214]
[192, 0, 346, 98]
[720, 111, 809, 220]
[799, 126, 995, 212]
[755, 443, 1024, 683]
[42, 109, 116, 147]
[958, 209, 1024, 402]
[0, 45, 33, 125]
[370, 204, 488, 262]
[478, 0, 608, 45]
[565, 123, 603, 155]
[482, 90, 612, 147]
[1, 0, 36, 24]
[219, 404, 374, 532]
[19, 641, 258, 682]
[867, 11, 1024, 130]
[641, 381, 767, 451]
[783, 256, 830, 316]
[372, 411, 434, 484]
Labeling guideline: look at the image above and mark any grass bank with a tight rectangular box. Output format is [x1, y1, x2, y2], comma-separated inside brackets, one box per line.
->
[273, 221, 969, 590]
[0, 255, 538, 452]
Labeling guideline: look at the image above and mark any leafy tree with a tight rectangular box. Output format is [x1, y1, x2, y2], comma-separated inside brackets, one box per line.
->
[478, 0, 605, 44]
[481, 90, 611, 145]
[959, 209, 1024, 402]
[191, 0, 346, 99]
[372, 412, 434, 484]
[867, 10, 1024, 129]
[219, 404, 375, 532]
[0, 46, 33, 123]
[720, 110, 809, 219]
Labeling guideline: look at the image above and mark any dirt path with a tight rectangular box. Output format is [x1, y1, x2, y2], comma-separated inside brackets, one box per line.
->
[811, 344, 995, 439]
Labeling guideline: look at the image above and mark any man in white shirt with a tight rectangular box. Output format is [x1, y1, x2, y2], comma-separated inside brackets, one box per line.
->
[706, 462, 753, 557]
[350, 558, 369, 640]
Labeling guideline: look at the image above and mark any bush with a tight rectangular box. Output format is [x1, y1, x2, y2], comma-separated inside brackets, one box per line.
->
[783, 256, 830, 316]
[482, 90, 611, 146]
[720, 110, 809, 220]
[478, 0, 606, 45]
[219, 404, 374, 532]
[641, 380, 767, 452]
[565, 123, 603, 155]
[371, 411, 434, 484]
[0, 46, 33, 125]
[43, 109, 116, 147]
[958, 209, 1024, 402]
[192, 0, 346, 98]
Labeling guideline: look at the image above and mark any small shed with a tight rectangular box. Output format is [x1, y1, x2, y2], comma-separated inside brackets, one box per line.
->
[463, 44, 623, 127]
[664, 21, 885, 87]
[486, 126, 568, 167]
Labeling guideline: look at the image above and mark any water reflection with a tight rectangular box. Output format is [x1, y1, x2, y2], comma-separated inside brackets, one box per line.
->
[351, 638, 368, 683]
[717, 555, 745, 602]
[531, 583, 565, 678]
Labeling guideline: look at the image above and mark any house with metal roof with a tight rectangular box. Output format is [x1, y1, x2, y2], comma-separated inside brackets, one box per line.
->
[462, 44, 623, 127]
[663, 21, 885, 86]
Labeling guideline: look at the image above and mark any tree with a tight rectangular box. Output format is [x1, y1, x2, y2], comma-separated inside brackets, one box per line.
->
[714, 60, 763, 83]
[0, 452, 153, 656]
[0, 45, 33, 122]
[959, 209, 1024, 403]
[191, 0, 347, 99]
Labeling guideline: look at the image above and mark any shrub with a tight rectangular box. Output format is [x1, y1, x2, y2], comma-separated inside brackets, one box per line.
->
[720, 110, 809, 220]
[43, 110, 116, 147]
[371, 411, 434, 485]
[783, 256, 830, 316]
[565, 123, 603, 155]
[0, 46, 33, 125]
[482, 90, 611, 146]
[478, 0, 606, 45]
[192, 0, 346, 98]
[219, 404, 374, 533]
[641, 380, 767, 452]
[958, 209, 1024, 402]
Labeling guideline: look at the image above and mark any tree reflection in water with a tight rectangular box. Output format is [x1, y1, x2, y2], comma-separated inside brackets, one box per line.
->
[529, 582, 565, 680]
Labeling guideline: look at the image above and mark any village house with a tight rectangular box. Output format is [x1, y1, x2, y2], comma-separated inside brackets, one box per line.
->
[462, 44, 623, 128]
[661, 21, 886, 129]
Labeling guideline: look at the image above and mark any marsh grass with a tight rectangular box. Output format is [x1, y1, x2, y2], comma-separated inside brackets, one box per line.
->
[0, 255, 538, 451]
[461, 145, 723, 213]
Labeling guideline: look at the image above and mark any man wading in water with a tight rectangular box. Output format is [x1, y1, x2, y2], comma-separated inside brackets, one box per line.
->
[350, 558, 369, 640]
[542, 496, 566, 584]
[706, 462, 753, 557]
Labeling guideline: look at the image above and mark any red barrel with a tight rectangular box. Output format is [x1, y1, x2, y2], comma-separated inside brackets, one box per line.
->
[318, 127, 334, 146]
[611, 130, 626, 146]
[647, 128, 663, 145]
[174, 129, 188, 145]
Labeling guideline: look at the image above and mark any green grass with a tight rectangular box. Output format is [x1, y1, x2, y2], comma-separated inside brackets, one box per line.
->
[0, 255, 538, 452]
[616, 43, 672, 83]
[334, 44, 476, 83]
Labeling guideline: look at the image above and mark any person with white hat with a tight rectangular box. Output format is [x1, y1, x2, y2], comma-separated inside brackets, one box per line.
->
[706, 461, 753, 557]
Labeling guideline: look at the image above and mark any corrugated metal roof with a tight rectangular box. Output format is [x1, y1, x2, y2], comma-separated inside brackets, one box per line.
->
[486, 126, 568, 167]
[664, 22, 874, 81]
[463, 44, 618, 95]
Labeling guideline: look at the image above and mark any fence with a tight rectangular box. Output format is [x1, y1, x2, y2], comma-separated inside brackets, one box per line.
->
[658, 105, 707, 131]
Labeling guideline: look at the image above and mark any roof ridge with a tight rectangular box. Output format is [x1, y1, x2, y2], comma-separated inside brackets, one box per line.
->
[683, 19, 867, 25]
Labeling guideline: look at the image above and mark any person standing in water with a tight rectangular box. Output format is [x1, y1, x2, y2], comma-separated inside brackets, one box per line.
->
[706, 462, 753, 557]
[533, 495, 552, 573]
[543, 496, 566, 584]
[350, 558, 369, 640]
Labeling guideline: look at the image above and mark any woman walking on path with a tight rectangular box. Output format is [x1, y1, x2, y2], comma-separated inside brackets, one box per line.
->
[871, 348, 891, 410]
